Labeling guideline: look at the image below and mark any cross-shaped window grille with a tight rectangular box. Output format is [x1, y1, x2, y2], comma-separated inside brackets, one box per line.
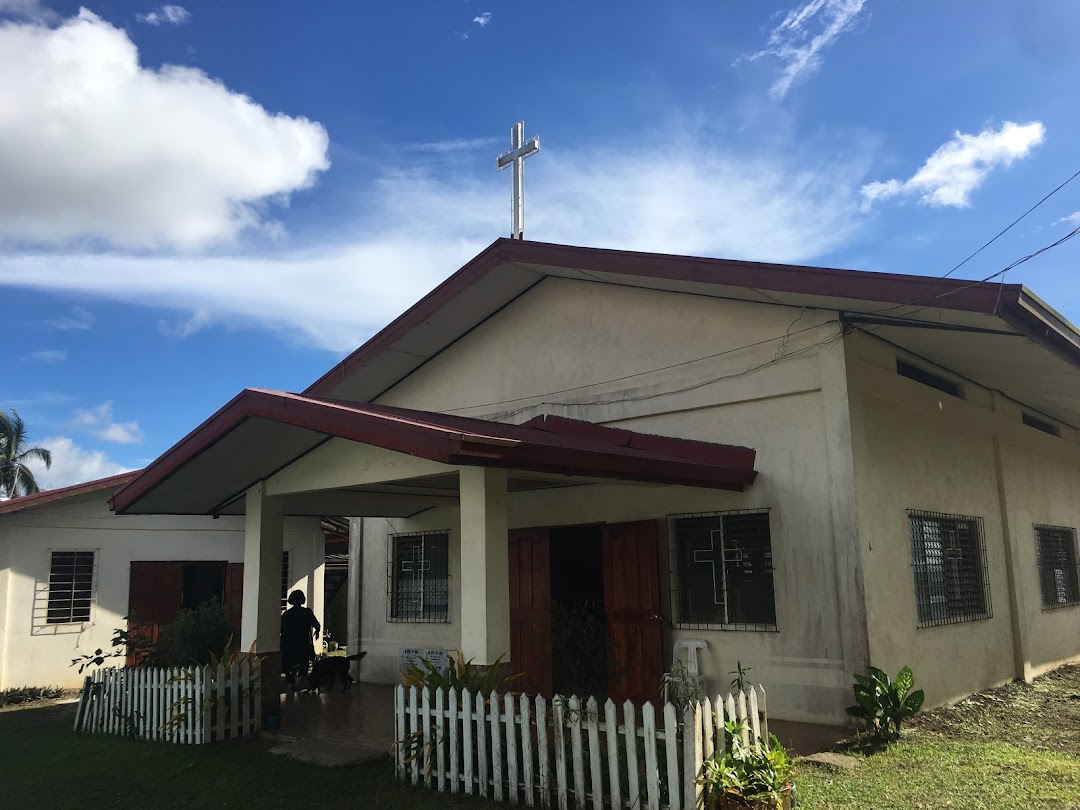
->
[671, 510, 776, 631]
[388, 531, 450, 623]
[909, 510, 992, 627]
[1035, 525, 1080, 610]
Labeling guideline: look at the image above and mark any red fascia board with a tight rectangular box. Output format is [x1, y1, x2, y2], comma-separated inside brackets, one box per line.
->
[0, 471, 140, 517]
[112, 389, 759, 513]
[523, 413, 756, 469]
[303, 238, 1030, 398]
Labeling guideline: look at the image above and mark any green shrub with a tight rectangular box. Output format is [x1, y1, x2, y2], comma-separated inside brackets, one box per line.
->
[156, 600, 235, 667]
[0, 686, 65, 707]
[846, 665, 924, 739]
[699, 718, 794, 808]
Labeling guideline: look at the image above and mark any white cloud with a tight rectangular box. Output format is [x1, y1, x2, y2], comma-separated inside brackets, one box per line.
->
[1054, 211, 1080, 227]
[0, 0, 54, 22]
[861, 121, 1046, 210]
[43, 306, 94, 331]
[136, 5, 190, 26]
[158, 307, 212, 339]
[0, 135, 868, 351]
[28, 349, 68, 363]
[73, 402, 145, 445]
[409, 136, 499, 154]
[24, 436, 133, 490]
[0, 10, 329, 249]
[739, 0, 868, 100]
[473, 12, 492, 27]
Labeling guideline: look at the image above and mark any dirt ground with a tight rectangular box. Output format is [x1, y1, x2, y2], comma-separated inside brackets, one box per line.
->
[910, 664, 1080, 754]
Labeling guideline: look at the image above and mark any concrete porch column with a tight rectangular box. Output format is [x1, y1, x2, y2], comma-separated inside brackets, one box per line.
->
[241, 482, 285, 722]
[458, 467, 510, 665]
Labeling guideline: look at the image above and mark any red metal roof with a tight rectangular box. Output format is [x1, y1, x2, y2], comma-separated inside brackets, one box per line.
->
[0, 471, 140, 517]
[110, 389, 757, 514]
[303, 238, 1078, 399]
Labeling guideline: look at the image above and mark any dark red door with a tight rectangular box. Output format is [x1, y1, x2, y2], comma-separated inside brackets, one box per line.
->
[603, 521, 664, 705]
[508, 528, 553, 697]
[127, 561, 184, 663]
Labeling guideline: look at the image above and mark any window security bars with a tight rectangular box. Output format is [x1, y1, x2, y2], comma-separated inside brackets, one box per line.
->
[387, 531, 450, 623]
[669, 510, 776, 631]
[1035, 525, 1080, 610]
[280, 550, 291, 611]
[47, 550, 97, 624]
[908, 510, 992, 627]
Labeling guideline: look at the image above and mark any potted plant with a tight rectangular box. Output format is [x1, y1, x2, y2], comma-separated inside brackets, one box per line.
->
[698, 719, 794, 809]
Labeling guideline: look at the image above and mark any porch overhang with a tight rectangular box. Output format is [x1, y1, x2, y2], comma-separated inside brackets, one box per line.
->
[110, 389, 757, 516]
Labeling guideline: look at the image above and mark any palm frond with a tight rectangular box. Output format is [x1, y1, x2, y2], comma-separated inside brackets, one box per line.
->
[16, 446, 51, 469]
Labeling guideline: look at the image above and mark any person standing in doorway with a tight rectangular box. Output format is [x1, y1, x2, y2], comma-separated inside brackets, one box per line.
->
[280, 589, 320, 689]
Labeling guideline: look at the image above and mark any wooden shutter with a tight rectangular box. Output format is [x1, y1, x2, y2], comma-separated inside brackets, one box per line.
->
[602, 520, 664, 705]
[508, 528, 553, 697]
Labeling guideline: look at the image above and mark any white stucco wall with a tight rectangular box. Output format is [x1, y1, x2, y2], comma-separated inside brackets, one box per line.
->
[847, 331, 1080, 710]
[0, 493, 323, 690]
[349, 278, 869, 723]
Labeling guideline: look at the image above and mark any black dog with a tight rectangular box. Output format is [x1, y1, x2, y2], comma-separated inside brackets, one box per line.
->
[305, 652, 366, 693]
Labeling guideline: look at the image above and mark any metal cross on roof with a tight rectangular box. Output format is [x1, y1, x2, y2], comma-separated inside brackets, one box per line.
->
[496, 121, 540, 240]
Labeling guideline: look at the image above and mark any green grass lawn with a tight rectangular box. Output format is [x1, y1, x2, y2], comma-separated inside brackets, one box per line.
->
[4, 666, 1080, 809]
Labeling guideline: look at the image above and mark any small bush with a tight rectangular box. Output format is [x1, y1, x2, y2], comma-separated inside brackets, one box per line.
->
[846, 665, 924, 740]
[0, 686, 65, 707]
[156, 599, 235, 667]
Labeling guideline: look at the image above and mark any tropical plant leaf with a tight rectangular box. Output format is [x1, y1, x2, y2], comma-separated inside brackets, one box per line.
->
[902, 689, 925, 714]
[894, 666, 914, 695]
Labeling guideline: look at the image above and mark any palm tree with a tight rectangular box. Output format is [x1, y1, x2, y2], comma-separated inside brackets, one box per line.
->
[0, 408, 52, 499]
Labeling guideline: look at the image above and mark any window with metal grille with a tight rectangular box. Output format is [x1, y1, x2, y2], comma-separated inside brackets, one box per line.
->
[388, 531, 450, 622]
[670, 510, 776, 631]
[280, 550, 291, 611]
[1035, 525, 1080, 610]
[908, 511, 992, 627]
[47, 550, 97, 624]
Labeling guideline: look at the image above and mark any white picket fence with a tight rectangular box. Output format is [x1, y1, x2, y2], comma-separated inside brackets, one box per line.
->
[73, 662, 262, 744]
[394, 685, 768, 810]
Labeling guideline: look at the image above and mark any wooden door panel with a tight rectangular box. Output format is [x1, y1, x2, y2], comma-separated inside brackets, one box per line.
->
[127, 561, 184, 664]
[603, 520, 663, 705]
[508, 528, 552, 697]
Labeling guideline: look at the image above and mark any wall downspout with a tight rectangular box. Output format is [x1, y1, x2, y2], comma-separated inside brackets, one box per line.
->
[347, 517, 364, 680]
[990, 392, 1031, 683]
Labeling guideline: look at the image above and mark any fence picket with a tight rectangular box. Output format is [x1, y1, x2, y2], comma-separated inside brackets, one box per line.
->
[435, 688, 446, 792]
[604, 700, 620, 810]
[421, 688, 433, 786]
[476, 692, 489, 799]
[409, 686, 420, 785]
[664, 702, 680, 810]
[553, 696, 569, 810]
[536, 695, 550, 809]
[736, 692, 749, 749]
[394, 685, 405, 777]
[569, 696, 585, 809]
[237, 660, 248, 738]
[642, 703, 660, 810]
[622, 701, 639, 810]
[758, 686, 768, 744]
[491, 693, 504, 802]
[748, 688, 761, 750]
[683, 702, 703, 810]
[702, 697, 715, 764]
[447, 688, 457, 794]
[462, 688, 473, 795]
[505, 693, 519, 804]
[585, 697, 602, 810]
[230, 662, 240, 740]
[520, 694, 535, 808]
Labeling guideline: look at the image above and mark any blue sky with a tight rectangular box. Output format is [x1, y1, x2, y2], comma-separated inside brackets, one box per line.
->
[1, 0, 1079, 488]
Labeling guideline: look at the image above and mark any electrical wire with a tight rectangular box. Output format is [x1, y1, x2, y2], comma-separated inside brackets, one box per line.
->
[443, 320, 840, 415]
[868, 167, 1080, 318]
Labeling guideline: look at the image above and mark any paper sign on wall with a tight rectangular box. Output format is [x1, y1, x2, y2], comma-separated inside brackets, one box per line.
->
[400, 646, 449, 674]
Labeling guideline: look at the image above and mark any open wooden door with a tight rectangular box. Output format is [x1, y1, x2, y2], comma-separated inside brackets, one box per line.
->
[127, 561, 184, 664]
[602, 520, 664, 705]
[508, 528, 553, 697]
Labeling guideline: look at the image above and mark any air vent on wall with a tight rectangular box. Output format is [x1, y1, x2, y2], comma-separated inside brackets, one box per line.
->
[896, 359, 962, 399]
